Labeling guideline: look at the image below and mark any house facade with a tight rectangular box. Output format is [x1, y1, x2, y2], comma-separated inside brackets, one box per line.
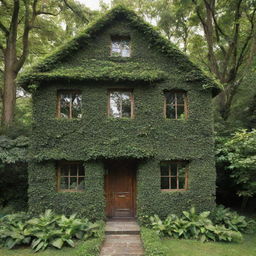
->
[20, 6, 217, 220]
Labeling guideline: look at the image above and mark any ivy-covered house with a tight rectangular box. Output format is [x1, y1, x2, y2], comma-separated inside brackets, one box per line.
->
[19, 6, 218, 220]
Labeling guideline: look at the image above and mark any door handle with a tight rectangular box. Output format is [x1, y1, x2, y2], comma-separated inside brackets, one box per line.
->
[118, 195, 126, 198]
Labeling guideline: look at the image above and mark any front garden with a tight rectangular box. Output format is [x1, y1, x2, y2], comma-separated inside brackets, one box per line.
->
[0, 206, 255, 256]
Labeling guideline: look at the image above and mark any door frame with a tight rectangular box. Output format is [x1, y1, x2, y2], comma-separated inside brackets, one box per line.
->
[104, 160, 137, 218]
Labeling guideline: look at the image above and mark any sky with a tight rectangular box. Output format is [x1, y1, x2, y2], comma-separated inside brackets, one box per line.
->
[77, 0, 111, 10]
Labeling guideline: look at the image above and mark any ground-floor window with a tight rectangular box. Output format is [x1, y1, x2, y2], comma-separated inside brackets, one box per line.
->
[160, 161, 188, 191]
[57, 161, 85, 192]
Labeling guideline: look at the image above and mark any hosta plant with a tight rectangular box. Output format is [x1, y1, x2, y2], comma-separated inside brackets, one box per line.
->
[149, 207, 243, 242]
[212, 205, 255, 233]
[0, 210, 100, 252]
[0, 213, 31, 249]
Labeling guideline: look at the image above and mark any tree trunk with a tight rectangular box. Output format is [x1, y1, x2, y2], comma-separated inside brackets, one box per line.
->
[2, 52, 17, 126]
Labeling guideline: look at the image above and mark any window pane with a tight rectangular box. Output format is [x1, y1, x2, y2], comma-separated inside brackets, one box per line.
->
[170, 163, 177, 176]
[166, 105, 175, 119]
[70, 165, 77, 176]
[60, 165, 69, 176]
[111, 41, 122, 57]
[160, 164, 169, 176]
[79, 165, 85, 176]
[110, 92, 122, 117]
[178, 165, 186, 177]
[177, 105, 185, 119]
[72, 93, 82, 118]
[171, 177, 177, 189]
[121, 40, 131, 57]
[109, 91, 132, 118]
[165, 92, 175, 105]
[60, 177, 69, 190]
[78, 177, 85, 190]
[176, 93, 185, 104]
[122, 92, 131, 117]
[179, 177, 185, 189]
[111, 39, 131, 57]
[60, 93, 71, 118]
[161, 177, 169, 189]
[70, 177, 77, 190]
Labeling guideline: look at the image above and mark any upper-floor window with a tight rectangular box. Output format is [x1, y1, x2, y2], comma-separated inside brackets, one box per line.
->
[111, 36, 131, 57]
[160, 161, 188, 191]
[164, 91, 188, 120]
[108, 90, 134, 118]
[57, 90, 82, 119]
[57, 162, 85, 192]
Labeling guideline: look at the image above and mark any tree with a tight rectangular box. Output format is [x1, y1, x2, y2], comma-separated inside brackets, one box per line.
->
[216, 129, 256, 208]
[190, 0, 256, 119]
[0, 0, 94, 127]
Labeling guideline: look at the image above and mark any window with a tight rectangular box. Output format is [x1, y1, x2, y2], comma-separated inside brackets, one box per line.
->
[160, 161, 188, 190]
[108, 90, 134, 118]
[111, 36, 131, 57]
[57, 91, 82, 119]
[57, 162, 85, 192]
[164, 91, 188, 119]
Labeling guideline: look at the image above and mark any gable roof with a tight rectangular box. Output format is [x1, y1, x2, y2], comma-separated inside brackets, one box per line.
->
[18, 5, 221, 96]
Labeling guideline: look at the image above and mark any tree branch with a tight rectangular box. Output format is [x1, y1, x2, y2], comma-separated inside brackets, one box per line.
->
[63, 0, 89, 23]
[15, 0, 31, 72]
[0, 21, 9, 36]
[35, 10, 60, 16]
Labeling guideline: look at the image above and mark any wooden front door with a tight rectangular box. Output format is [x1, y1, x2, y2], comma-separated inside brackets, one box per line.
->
[105, 161, 136, 218]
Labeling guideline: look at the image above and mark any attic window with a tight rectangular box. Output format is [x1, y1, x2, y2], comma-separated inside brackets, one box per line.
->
[160, 161, 189, 191]
[57, 162, 85, 192]
[111, 36, 131, 57]
[57, 90, 82, 119]
[108, 90, 134, 118]
[164, 90, 188, 120]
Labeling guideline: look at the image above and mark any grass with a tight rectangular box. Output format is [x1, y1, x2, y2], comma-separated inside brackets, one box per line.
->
[162, 233, 256, 256]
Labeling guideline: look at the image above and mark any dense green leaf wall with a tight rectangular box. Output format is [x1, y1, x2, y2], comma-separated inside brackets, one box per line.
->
[28, 11, 216, 219]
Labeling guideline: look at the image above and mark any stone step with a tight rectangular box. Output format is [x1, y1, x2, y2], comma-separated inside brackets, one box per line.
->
[100, 221, 144, 256]
[105, 220, 140, 235]
[100, 234, 144, 256]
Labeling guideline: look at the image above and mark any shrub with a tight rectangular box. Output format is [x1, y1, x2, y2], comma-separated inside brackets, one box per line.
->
[0, 212, 31, 249]
[148, 207, 243, 242]
[212, 205, 255, 233]
[140, 227, 168, 256]
[0, 210, 101, 252]
[74, 221, 105, 256]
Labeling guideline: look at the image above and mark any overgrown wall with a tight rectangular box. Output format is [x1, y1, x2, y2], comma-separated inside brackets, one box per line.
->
[28, 18, 216, 219]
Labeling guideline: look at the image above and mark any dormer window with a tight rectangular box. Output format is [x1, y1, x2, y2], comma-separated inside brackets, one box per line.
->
[164, 90, 188, 120]
[57, 90, 82, 119]
[111, 36, 131, 57]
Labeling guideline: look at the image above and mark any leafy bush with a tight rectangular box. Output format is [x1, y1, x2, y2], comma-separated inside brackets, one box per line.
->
[148, 207, 243, 242]
[140, 227, 168, 256]
[0, 213, 31, 249]
[0, 210, 100, 252]
[212, 205, 255, 233]
[74, 221, 105, 256]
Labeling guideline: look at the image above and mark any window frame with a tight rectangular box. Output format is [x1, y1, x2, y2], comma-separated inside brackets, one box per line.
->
[56, 90, 82, 119]
[164, 90, 188, 120]
[107, 89, 135, 119]
[110, 35, 131, 58]
[56, 161, 85, 192]
[160, 161, 189, 191]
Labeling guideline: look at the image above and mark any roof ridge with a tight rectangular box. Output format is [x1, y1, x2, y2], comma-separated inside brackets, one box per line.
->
[17, 5, 221, 95]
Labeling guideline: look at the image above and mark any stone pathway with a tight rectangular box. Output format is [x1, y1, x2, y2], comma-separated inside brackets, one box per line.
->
[100, 220, 144, 256]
